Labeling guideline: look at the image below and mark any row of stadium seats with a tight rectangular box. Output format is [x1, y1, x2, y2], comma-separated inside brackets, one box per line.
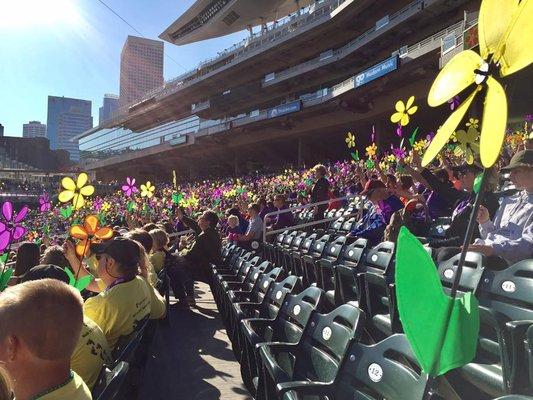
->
[211, 228, 533, 399]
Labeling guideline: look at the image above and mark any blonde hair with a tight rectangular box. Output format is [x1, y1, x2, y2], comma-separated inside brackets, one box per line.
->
[0, 279, 83, 360]
[313, 164, 327, 177]
[149, 229, 169, 251]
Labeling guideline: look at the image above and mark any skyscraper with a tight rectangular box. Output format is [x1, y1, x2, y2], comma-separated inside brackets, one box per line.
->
[46, 96, 93, 162]
[22, 121, 47, 138]
[0, 124, 4, 137]
[119, 35, 164, 109]
[99, 94, 119, 124]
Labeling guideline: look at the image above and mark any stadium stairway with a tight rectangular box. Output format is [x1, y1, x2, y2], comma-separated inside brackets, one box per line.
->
[137, 282, 252, 400]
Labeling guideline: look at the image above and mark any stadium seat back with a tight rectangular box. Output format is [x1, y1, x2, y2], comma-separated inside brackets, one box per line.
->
[429, 217, 452, 240]
[329, 216, 345, 233]
[363, 241, 395, 274]
[340, 217, 357, 234]
[262, 275, 300, 318]
[316, 235, 347, 294]
[92, 361, 129, 400]
[334, 334, 431, 400]
[301, 233, 331, 285]
[438, 252, 485, 293]
[292, 233, 317, 278]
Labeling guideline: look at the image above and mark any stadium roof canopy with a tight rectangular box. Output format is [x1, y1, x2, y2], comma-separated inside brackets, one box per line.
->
[160, 0, 314, 45]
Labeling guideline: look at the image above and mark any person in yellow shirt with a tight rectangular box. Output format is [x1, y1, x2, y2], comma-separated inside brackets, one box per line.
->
[76, 238, 166, 349]
[0, 279, 92, 400]
[21, 265, 111, 390]
[149, 228, 169, 273]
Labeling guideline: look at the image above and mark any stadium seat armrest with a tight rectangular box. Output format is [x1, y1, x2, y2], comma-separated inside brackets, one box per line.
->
[276, 381, 333, 397]
[506, 320, 533, 390]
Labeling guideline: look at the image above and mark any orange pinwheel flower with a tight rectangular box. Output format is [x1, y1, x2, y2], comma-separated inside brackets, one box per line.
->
[69, 215, 113, 257]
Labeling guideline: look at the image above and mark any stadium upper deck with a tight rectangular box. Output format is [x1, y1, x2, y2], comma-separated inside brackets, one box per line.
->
[77, 0, 530, 181]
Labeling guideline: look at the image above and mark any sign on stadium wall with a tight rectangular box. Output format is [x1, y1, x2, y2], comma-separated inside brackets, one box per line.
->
[354, 56, 398, 88]
[267, 100, 302, 119]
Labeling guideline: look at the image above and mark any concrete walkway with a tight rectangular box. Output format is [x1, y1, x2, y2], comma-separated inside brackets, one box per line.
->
[138, 283, 252, 400]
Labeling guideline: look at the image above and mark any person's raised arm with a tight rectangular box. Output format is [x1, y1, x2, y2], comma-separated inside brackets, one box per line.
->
[62, 240, 102, 293]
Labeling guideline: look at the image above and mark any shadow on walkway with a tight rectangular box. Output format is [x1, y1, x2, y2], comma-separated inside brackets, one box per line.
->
[138, 283, 252, 400]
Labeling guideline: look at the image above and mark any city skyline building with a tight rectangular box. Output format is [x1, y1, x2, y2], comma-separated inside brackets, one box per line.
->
[0, 124, 4, 137]
[22, 120, 47, 138]
[119, 35, 164, 109]
[99, 93, 119, 124]
[46, 96, 93, 162]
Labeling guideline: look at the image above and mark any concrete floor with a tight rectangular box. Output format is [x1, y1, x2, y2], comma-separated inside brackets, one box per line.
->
[138, 283, 252, 400]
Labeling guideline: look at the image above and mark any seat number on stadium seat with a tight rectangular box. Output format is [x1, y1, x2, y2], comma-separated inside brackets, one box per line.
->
[276, 291, 283, 300]
[348, 250, 354, 257]
[263, 281, 269, 289]
[368, 363, 383, 382]
[501, 280, 516, 293]
[322, 327, 332, 340]
[254, 273, 259, 279]
[443, 269, 454, 279]
[330, 246, 336, 253]
[371, 254, 378, 262]
[293, 305, 301, 316]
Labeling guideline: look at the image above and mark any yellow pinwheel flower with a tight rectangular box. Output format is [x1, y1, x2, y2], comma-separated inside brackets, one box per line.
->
[390, 96, 418, 126]
[386, 154, 396, 163]
[140, 181, 155, 198]
[454, 126, 480, 165]
[423, 0, 533, 168]
[366, 143, 378, 158]
[465, 118, 479, 129]
[345, 132, 356, 148]
[58, 172, 94, 210]
[101, 202, 111, 212]
[413, 139, 429, 154]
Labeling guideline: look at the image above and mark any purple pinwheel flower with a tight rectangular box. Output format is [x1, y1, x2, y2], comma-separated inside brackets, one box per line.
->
[392, 146, 407, 160]
[426, 131, 436, 142]
[122, 177, 138, 197]
[448, 95, 461, 111]
[39, 193, 51, 213]
[525, 114, 533, 123]
[0, 201, 28, 252]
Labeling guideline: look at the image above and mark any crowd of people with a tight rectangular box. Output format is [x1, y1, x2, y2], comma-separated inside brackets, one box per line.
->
[0, 128, 531, 398]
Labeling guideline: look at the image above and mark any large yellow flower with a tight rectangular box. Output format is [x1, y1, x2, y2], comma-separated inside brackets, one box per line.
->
[345, 132, 356, 148]
[423, 0, 533, 168]
[390, 96, 418, 126]
[140, 181, 155, 198]
[58, 172, 94, 210]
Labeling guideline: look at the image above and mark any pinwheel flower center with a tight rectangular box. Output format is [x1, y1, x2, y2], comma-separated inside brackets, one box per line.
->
[87, 234, 94, 240]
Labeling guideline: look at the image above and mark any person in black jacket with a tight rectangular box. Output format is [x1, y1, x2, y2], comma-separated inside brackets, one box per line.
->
[310, 164, 330, 221]
[167, 208, 222, 307]
[404, 153, 499, 260]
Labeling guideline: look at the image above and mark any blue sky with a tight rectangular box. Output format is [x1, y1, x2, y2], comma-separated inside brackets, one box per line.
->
[0, 0, 248, 136]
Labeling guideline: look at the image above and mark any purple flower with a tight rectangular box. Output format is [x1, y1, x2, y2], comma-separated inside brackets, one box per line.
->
[392, 147, 407, 159]
[0, 201, 28, 252]
[525, 114, 533, 123]
[396, 124, 403, 138]
[426, 131, 436, 141]
[39, 193, 51, 213]
[448, 96, 460, 111]
[122, 177, 138, 197]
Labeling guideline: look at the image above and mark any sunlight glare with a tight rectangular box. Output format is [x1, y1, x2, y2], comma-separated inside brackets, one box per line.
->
[0, 0, 81, 29]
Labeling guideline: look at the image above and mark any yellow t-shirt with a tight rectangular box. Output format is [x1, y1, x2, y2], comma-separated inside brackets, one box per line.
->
[37, 371, 92, 400]
[83, 276, 166, 348]
[71, 316, 111, 389]
[150, 251, 165, 273]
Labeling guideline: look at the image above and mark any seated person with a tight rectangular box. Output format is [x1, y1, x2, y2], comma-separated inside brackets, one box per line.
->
[124, 229, 157, 286]
[64, 238, 166, 348]
[13, 242, 40, 282]
[349, 180, 404, 246]
[21, 265, 111, 390]
[148, 228, 169, 274]
[41, 245, 71, 270]
[234, 203, 263, 249]
[467, 149, 533, 266]
[225, 215, 240, 239]
[269, 194, 294, 231]
[0, 279, 92, 399]
[167, 209, 222, 307]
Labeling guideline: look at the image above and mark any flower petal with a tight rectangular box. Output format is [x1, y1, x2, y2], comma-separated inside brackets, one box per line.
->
[0, 221, 5, 232]
[422, 88, 479, 167]
[12, 226, 26, 240]
[407, 105, 418, 115]
[76, 240, 90, 257]
[14, 205, 29, 223]
[401, 114, 410, 127]
[127, 177, 132, 185]
[58, 190, 75, 203]
[76, 173, 89, 189]
[69, 225, 88, 240]
[72, 194, 85, 210]
[79, 185, 95, 197]
[0, 231, 10, 251]
[84, 215, 100, 234]
[427, 50, 481, 107]
[391, 112, 403, 124]
[62, 177, 76, 191]
[395, 100, 405, 113]
[480, 76, 507, 168]
[2, 202, 13, 222]
[95, 227, 113, 240]
[406, 96, 415, 109]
